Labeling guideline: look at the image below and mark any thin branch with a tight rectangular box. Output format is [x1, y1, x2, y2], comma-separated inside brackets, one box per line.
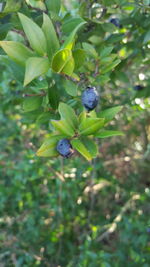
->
[97, 194, 140, 242]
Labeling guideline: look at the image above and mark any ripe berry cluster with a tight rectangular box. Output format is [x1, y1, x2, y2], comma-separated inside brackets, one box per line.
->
[56, 86, 99, 158]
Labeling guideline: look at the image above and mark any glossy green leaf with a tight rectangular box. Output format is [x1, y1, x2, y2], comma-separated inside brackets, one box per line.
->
[36, 135, 61, 157]
[79, 118, 104, 136]
[51, 120, 75, 137]
[0, 41, 34, 66]
[18, 13, 47, 56]
[95, 130, 124, 138]
[58, 102, 78, 130]
[81, 137, 98, 158]
[62, 21, 87, 50]
[71, 139, 92, 161]
[64, 79, 78, 96]
[24, 57, 50, 86]
[52, 49, 74, 75]
[42, 13, 60, 61]
[23, 96, 43, 112]
[98, 106, 123, 123]
[73, 49, 86, 70]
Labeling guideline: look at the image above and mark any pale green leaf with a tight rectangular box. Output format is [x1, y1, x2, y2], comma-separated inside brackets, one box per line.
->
[95, 130, 124, 138]
[51, 119, 75, 137]
[64, 79, 78, 96]
[79, 118, 104, 136]
[71, 139, 92, 161]
[42, 13, 60, 61]
[81, 137, 98, 158]
[24, 57, 50, 86]
[58, 102, 78, 130]
[98, 106, 123, 123]
[0, 41, 34, 66]
[18, 12, 47, 56]
[82, 42, 97, 58]
[36, 135, 62, 157]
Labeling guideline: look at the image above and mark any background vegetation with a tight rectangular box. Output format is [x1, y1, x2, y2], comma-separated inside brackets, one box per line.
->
[0, 0, 150, 266]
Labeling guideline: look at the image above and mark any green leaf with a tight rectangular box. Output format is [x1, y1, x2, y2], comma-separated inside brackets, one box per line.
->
[101, 59, 121, 74]
[18, 12, 47, 56]
[62, 21, 87, 50]
[143, 30, 150, 44]
[23, 96, 43, 112]
[81, 137, 98, 158]
[73, 49, 86, 70]
[100, 46, 114, 58]
[36, 112, 52, 124]
[51, 119, 75, 137]
[48, 83, 59, 110]
[79, 111, 86, 124]
[98, 106, 123, 123]
[0, 41, 34, 66]
[64, 79, 78, 96]
[52, 49, 74, 75]
[46, 0, 61, 14]
[36, 135, 61, 157]
[71, 139, 92, 161]
[79, 118, 104, 136]
[42, 13, 60, 61]
[82, 42, 97, 58]
[62, 17, 85, 35]
[58, 102, 78, 130]
[101, 23, 117, 33]
[24, 57, 50, 86]
[0, 23, 12, 40]
[3, 0, 21, 13]
[95, 130, 124, 138]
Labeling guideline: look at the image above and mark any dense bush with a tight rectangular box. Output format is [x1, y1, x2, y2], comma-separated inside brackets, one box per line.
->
[0, 0, 150, 266]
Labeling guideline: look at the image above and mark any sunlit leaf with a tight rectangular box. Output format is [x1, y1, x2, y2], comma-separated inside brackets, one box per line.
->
[51, 119, 75, 137]
[71, 139, 92, 161]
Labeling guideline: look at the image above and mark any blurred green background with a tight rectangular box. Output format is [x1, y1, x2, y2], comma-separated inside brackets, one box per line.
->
[0, 0, 150, 266]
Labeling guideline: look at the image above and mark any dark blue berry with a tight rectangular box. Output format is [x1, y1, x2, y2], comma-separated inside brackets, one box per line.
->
[133, 85, 144, 91]
[109, 18, 121, 28]
[56, 139, 74, 158]
[82, 86, 99, 112]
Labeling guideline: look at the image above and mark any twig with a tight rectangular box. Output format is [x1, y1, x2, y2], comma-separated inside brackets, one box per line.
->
[23, 92, 46, 97]
[97, 194, 140, 242]
[49, 167, 65, 182]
